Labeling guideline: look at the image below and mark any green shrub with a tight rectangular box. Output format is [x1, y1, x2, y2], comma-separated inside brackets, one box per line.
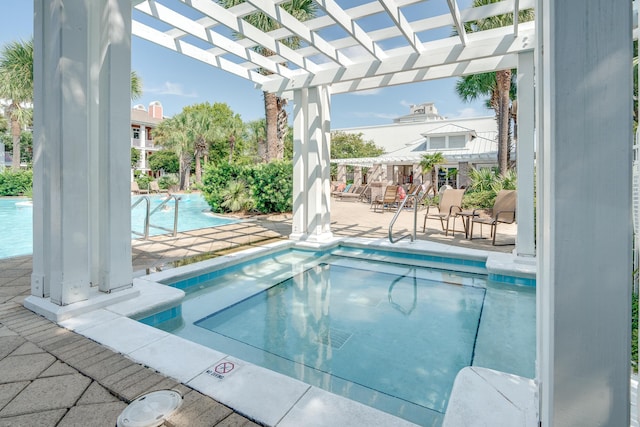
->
[462, 190, 496, 209]
[201, 163, 244, 213]
[0, 170, 33, 196]
[251, 161, 292, 213]
[158, 175, 178, 190]
[135, 175, 152, 191]
[220, 180, 255, 213]
[201, 161, 292, 214]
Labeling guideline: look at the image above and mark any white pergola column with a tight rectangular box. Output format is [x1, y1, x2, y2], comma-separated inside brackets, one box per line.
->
[516, 51, 535, 257]
[30, 0, 133, 308]
[353, 167, 362, 186]
[290, 86, 333, 242]
[337, 164, 347, 183]
[536, 1, 631, 425]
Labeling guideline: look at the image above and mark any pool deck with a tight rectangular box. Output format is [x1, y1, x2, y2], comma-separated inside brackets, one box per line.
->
[1, 199, 524, 426]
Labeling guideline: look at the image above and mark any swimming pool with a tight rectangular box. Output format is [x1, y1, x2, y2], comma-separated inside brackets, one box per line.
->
[0, 194, 238, 259]
[138, 242, 536, 426]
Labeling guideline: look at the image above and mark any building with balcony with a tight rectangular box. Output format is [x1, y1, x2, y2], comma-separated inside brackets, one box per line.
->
[131, 101, 164, 176]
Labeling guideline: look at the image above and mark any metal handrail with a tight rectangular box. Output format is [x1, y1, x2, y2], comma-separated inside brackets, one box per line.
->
[388, 186, 424, 244]
[131, 196, 150, 239]
[148, 194, 181, 237]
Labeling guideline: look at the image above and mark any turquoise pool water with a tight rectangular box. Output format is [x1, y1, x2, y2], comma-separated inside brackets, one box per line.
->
[140, 246, 536, 426]
[0, 194, 238, 259]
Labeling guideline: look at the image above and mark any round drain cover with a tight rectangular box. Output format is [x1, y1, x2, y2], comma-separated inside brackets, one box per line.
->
[117, 390, 182, 427]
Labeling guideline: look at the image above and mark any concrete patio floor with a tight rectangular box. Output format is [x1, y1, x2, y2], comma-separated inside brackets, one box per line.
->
[0, 198, 518, 426]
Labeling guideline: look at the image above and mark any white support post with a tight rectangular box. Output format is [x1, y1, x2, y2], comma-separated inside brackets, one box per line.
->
[516, 51, 535, 257]
[290, 86, 333, 242]
[94, 0, 133, 292]
[30, 0, 134, 314]
[537, 1, 632, 425]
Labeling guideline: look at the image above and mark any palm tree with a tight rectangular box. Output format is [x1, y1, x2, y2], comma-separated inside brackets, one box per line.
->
[0, 39, 33, 170]
[153, 114, 194, 190]
[455, 1, 534, 175]
[131, 70, 143, 100]
[217, 0, 316, 162]
[420, 152, 445, 195]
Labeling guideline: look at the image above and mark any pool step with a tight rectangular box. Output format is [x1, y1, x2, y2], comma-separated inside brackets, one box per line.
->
[330, 248, 488, 275]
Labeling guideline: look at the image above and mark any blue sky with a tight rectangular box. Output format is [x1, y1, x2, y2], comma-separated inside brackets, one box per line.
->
[0, 1, 491, 129]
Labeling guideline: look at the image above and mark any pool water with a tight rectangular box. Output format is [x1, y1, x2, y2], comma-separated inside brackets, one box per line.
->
[141, 247, 536, 426]
[0, 194, 238, 259]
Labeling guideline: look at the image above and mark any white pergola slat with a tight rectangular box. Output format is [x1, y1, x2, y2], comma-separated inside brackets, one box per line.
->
[132, 0, 536, 93]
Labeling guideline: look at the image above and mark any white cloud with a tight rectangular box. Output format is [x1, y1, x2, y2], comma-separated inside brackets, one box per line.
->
[400, 100, 413, 108]
[147, 81, 198, 98]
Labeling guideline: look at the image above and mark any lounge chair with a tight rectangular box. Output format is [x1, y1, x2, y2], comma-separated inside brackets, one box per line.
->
[338, 185, 364, 201]
[422, 188, 465, 235]
[470, 190, 517, 245]
[372, 185, 399, 212]
[131, 181, 149, 194]
[149, 181, 168, 194]
[331, 183, 352, 198]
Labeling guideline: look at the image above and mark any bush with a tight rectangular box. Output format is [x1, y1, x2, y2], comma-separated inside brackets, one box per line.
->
[158, 175, 178, 190]
[135, 175, 152, 191]
[201, 161, 292, 214]
[462, 190, 496, 209]
[251, 161, 292, 213]
[0, 170, 33, 196]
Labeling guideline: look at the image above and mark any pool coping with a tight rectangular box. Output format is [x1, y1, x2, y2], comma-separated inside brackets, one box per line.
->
[34, 237, 537, 427]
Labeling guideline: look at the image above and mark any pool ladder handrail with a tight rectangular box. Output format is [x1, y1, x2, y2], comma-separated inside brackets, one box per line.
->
[131, 194, 181, 239]
[388, 186, 424, 244]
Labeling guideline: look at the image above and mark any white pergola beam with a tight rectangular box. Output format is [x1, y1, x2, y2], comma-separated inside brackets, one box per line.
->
[176, 0, 321, 73]
[326, 54, 519, 95]
[243, 0, 351, 66]
[315, 0, 385, 59]
[260, 24, 534, 93]
[135, 1, 293, 78]
[132, 21, 269, 84]
[378, 0, 422, 53]
[447, 0, 468, 46]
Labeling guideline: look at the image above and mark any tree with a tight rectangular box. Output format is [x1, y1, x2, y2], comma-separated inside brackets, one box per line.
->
[130, 147, 140, 169]
[420, 152, 445, 195]
[153, 114, 193, 190]
[148, 150, 179, 174]
[246, 118, 267, 162]
[217, 0, 316, 162]
[0, 39, 33, 170]
[131, 70, 143, 100]
[455, 1, 534, 174]
[331, 131, 385, 159]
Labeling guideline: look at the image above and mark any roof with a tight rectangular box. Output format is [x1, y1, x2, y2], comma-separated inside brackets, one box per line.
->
[335, 114, 497, 155]
[131, 108, 163, 126]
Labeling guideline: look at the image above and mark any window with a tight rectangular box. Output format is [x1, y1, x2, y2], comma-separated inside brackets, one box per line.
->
[449, 135, 466, 148]
[132, 127, 140, 139]
[430, 136, 446, 149]
[427, 134, 468, 150]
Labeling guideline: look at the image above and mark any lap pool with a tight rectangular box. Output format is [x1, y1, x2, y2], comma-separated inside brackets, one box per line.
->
[136, 242, 536, 426]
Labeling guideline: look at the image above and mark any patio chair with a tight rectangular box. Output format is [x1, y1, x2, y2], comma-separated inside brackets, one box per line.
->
[149, 181, 168, 194]
[469, 190, 517, 245]
[338, 185, 364, 201]
[422, 188, 465, 235]
[372, 185, 399, 212]
[131, 181, 149, 195]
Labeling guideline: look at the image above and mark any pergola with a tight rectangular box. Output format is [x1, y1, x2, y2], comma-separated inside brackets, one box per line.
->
[27, 0, 634, 425]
